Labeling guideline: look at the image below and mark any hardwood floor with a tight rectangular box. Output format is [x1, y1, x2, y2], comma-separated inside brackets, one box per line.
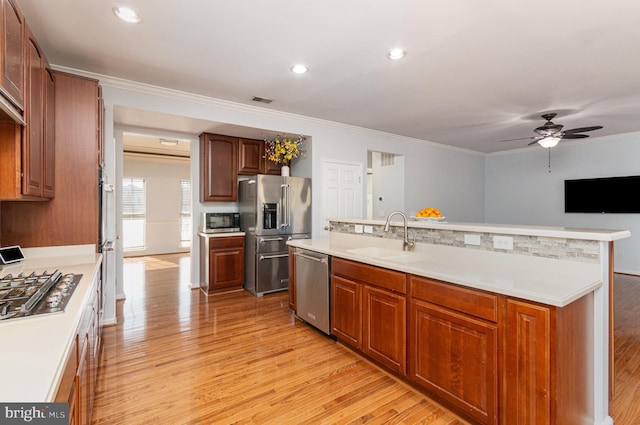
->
[610, 273, 640, 425]
[92, 254, 469, 425]
[93, 254, 640, 425]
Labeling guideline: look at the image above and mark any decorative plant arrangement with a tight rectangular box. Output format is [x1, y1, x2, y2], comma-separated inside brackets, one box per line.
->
[264, 135, 305, 166]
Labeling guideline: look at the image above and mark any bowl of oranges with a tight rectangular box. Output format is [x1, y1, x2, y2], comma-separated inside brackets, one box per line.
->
[414, 207, 445, 221]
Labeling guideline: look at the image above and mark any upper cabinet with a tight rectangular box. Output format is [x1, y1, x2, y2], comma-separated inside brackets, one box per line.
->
[0, 16, 54, 200]
[23, 24, 45, 197]
[238, 138, 263, 174]
[0, 0, 26, 121]
[200, 133, 238, 202]
[201, 134, 283, 202]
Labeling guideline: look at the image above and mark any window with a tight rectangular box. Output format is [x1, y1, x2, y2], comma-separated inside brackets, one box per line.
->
[122, 178, 145, 250]
[180, 180, 192, 247]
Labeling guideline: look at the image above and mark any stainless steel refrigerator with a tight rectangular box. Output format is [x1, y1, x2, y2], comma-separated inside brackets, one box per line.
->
[239, 175, 312, 296]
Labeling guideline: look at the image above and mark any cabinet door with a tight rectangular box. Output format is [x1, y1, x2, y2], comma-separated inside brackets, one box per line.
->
[0, 0, 25, 110]
[264, 156, 282, 175]
[238, 138, 264, 174]
[363, 285, 406, 375]
[209, 238, 245, 291]
[331, 275, 362, 349]
[77, 333, 91, 425]
[23, 25, 44, 197]
[43, 65, 54, 198]
[503, 299, 551, 425]
[200, 133, 238, 202]
[409, 298, 498, 425]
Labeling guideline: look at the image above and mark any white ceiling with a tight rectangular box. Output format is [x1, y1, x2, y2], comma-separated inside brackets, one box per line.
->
[17, 0, 640, 153]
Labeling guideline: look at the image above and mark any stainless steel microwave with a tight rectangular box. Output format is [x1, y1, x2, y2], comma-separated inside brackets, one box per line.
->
[201, 212, 241, 233]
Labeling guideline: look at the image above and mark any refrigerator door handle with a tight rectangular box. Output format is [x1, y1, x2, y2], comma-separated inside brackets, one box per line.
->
[281, 183, 290, 228]
[259, 253, 289, 260]
[259, 236, 284, 243]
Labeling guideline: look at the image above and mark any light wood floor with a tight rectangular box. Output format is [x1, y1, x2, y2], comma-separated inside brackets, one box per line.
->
[92, 254, 469, 425]
[92, 254, 640, 425]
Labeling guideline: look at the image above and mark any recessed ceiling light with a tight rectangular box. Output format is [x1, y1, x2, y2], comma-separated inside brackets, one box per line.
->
[387, 49, 407, 60]
[113, 7, 142, 23]
[291, 64, 308, 74]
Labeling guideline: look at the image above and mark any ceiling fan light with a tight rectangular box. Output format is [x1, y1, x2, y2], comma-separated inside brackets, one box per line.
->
[538, 136, 561, 148]
[113, 7, 142, 23]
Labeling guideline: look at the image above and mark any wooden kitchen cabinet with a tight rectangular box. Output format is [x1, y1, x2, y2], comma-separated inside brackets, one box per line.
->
[331, 258, 406, 372]
[205, 235, 245, 294]
[409, 276, 498, 425]
[331, 274, 362, 349]
[55, 271, 102, 425]
[363, 284, 406, 374]
[0, 0, 25, 117]
[0, 22, 54, 201]
[501, 295, 593, 425]
[43, 64, 55, 198]
[1, 72, 100, 247]
[200, 133, 238, 202]
[238, 137, 264, 174]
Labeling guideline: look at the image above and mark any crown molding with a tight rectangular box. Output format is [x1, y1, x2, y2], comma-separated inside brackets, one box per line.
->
[52, 64, 483, 157]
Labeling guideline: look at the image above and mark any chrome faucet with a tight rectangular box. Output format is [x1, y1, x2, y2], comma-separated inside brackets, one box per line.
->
[383, 211, 415, 251]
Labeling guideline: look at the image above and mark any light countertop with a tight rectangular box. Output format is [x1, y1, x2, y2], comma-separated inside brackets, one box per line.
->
[198, 232, 245, 238]
[288, 233, 603, 307]
[333, 218, 631, 241]
[0, 244, 102, 402]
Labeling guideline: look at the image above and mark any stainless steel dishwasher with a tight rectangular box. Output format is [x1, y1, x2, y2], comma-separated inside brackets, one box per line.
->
[294, 249, 330, 335]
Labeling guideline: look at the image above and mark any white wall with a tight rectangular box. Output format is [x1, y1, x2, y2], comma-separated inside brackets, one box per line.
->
[123, 153, 191, 257]
[371, 152, 405, 219]
[486, 132, 640, 274]
[93, 75, 486, 325]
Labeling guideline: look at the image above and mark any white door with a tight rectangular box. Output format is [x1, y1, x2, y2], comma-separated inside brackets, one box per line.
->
[321, 159, 363, 235]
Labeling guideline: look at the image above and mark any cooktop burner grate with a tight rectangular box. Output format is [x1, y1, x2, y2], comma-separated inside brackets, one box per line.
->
[0, 271, 83, 321]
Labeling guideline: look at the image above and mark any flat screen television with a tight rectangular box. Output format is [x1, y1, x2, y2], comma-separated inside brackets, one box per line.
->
[564, 175, 640, 213]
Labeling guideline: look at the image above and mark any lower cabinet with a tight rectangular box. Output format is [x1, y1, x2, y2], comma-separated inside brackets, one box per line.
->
[331, 258, 406, 374]
[501, 295, 592, 425]
[409, 275, 498, 425]
[205, 235, 245, 294]
[363, 285, 406, 375]
[409, 298, 498, 424]
[55, 272, 102, 425]
[308, 253, 594, 425]
[331, 275, 362, 349]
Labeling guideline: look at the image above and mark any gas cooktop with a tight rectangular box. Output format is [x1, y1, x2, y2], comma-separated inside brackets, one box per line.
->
[0, 270, 83, 321]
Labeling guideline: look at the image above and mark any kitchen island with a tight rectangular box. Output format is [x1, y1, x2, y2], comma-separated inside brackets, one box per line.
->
[0, 244, 102, 415]
[288, 219, 629, 425]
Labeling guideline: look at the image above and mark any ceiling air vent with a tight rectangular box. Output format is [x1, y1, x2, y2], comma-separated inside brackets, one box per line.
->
[252, 96, 273, 104]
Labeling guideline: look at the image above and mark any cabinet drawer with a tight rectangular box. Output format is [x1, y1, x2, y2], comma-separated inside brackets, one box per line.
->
[208, 236, 244, 250]
[410, 275, 498, 322]
[332, 257, 406, 294]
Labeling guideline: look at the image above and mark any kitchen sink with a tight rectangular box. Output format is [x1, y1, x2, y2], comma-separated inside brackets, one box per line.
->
[345, 246, 432, 263]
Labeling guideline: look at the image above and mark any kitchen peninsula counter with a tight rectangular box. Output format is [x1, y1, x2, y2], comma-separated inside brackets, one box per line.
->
[288, 232, 603, 307]
[288, 220, 629, 425]
[0, 244, 102, 402]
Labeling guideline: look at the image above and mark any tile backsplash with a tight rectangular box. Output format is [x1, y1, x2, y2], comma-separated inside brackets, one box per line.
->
[329, 220, 600, 263]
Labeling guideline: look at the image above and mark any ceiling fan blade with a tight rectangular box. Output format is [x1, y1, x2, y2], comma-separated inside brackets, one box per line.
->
[498, 136, 536, 143]
[563, 126, 603, 134]
[527, 140, 540, 146]
[561, 134, 589, 139]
